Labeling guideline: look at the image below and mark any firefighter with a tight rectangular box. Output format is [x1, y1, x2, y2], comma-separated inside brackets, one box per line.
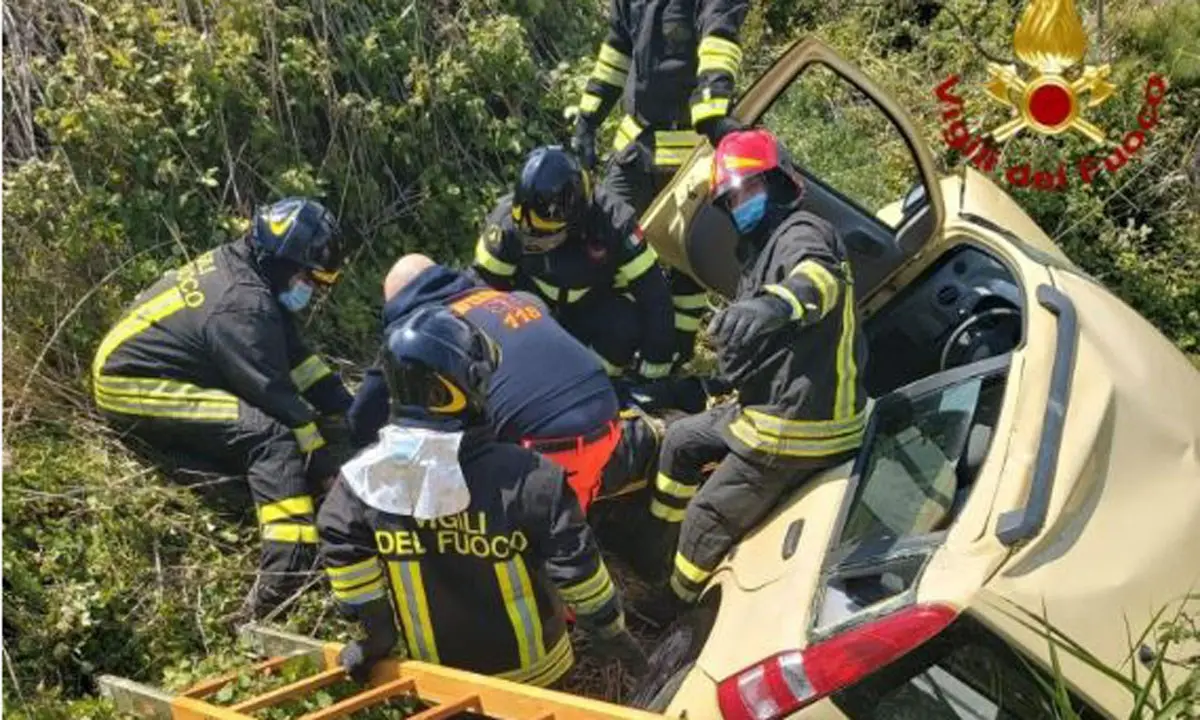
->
[92, 197, 353, 617]
[570, 0, 751, 364]
[319, 305, 648, 686]
[472, 145, 677, 381]
[348, 254, 661, 516]
[637, 129, 869, 625]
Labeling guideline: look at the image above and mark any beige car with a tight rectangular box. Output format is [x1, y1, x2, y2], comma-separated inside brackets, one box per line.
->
[628, 38, 1200, 719]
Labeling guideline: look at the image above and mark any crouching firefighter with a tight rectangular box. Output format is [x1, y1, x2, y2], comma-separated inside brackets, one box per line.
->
[318, 306, 648, 686]
[637, 130, 869, 625]
[348, 254, 662, 516]
[92, 197, 352, 617]
[472, 145, 678, 380]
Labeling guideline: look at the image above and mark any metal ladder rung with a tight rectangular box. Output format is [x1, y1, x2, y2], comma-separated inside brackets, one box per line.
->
[297, 676, 416, 720]
[408, 693, 482, 720]
[231, 666, 347, 713]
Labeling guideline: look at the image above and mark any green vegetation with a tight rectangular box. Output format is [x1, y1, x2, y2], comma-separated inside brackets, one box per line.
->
[3, 0, 1198, 717]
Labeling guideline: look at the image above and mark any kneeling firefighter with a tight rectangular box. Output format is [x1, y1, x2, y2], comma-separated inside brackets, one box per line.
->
[638, 130, 869, 625]
[92, 197, 353, 617]
[318, 306, 648, 686]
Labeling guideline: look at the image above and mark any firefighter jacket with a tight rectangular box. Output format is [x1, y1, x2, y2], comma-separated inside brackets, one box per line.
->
[472, 189, 675, 373]
[578, 0, 750, 166]
[92, 240, 352, 451]
[346, 266, 619, 447]
[719, 208, 869, 464]
[317, 427, 627, 687]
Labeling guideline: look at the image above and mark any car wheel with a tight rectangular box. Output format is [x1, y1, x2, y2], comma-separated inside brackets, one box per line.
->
[630, 589, 721, 711]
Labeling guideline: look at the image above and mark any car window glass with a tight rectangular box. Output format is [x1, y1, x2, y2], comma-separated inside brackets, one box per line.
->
[757, 62, 921, 228]
[832, 615, 1107, 720]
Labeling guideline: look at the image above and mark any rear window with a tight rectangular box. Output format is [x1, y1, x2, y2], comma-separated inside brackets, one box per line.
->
[814, 359, 1008, 628]
[831, 613, 1106, 720]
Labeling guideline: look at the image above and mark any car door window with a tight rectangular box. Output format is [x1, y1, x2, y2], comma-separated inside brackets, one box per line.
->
[757, 62, 923, 229]
[832, 614, 1107, 720]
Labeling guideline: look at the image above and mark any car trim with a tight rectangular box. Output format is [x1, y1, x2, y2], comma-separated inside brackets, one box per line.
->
[995, 284, 1078, 546]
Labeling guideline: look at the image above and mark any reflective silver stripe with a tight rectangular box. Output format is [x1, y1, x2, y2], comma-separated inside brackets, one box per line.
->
[389, 560, 439, 663]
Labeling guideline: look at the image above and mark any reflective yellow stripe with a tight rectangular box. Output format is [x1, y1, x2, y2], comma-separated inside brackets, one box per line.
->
[742, 408, 867, 439]
[613, 115, 643, 151]
[639, 361, 672, 380]
[474, 238, 516, 276]
[655, 472, 697, 500]
[616, 247, 658, 284]
[655, 130, 703, 147]
[676, 312, 702, 332]
[594, 350, 624, 377]
[261, 523, 318, 544]
[95, 376, 239, 402]
[559, 563, 613, 605]
[388, 560, 439, 663]
[293, 422, 325, 453]
[532, 277, 589, 303]
[258, 495, 315, 524]
[763, 284, 807, 321]
[673, 293, 709, 310]
[290, 355, 332, 392]
[580, 92, 602, 114]
[654, 146, 693, 167]
[497, 633, 574, 688]
[326, 556, 383, 583]
[333, 576, 387, 605]
[92, 286, 188, 381]
[598, 43, 631, 71]
[650, 498, 687, 522]
[691, 97, 731, 126]
[495, 557, 544, 669]
[792, 260, 840, 318]
[94, 383, 239, 421]
[595, 613, 627, 638]
[697, 35, 743, 77]
[589, 59, 627, 87]
[835, 261, 859, 419]
[674, 552, 713, 585]
[729, 418, 863, 457]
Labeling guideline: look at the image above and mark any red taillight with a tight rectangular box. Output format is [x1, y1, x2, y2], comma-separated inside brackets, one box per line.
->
[716, 603, 958, 720]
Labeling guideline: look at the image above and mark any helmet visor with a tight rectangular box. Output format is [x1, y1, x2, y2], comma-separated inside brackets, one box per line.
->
[517, 228, 568, 254]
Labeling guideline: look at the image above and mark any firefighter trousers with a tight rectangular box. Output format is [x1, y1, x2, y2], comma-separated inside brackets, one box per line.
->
[602, 142, 709, 366]
[650, 404, 852, 602]
[103, 400, 326, 616]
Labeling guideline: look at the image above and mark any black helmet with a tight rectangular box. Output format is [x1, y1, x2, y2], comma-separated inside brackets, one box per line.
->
[381, 305, 500, 425]
[511, 146, 591, 254]
[251, 197, 343, 285]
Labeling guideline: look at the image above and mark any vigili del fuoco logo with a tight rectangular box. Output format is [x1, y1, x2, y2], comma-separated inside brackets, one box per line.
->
[933, 0, 1168, 191]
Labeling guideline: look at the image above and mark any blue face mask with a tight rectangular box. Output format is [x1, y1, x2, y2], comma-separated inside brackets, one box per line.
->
[731, 192, 768, 234]
[278, 280, 314, 312]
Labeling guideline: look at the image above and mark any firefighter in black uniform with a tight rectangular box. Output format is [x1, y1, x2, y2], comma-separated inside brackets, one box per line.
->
[473, 145, 676, 381]
[347, 254, 661, 516]
[92, 197, 352, 616]
[638, 129, 869, 624]
[571, 0, 751, 364]
[318, 305, 647, 686]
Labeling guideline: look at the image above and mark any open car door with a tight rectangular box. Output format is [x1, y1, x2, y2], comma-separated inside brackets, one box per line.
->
[639, 37, 946, 302]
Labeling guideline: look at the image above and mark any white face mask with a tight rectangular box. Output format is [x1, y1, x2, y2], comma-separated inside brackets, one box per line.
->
[339, 425, 470, 518]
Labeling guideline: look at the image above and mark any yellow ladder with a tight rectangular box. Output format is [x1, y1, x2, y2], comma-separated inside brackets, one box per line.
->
[99, 624, 663, 720]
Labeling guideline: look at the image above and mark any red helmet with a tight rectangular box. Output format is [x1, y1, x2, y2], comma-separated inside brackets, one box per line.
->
[709, 129, 803, 205]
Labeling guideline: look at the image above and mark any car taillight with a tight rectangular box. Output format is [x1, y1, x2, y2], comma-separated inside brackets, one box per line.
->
[716, 603, 958, 720]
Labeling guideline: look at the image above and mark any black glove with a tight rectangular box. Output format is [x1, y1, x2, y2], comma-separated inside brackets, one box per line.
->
[696, 115, 745, 147]
[591, 627, 649, 677]
[707, 294, 792, 352]
[304, 445, 340, 484]
[572, 117, 598, 170]
[338, 640, 374, 684]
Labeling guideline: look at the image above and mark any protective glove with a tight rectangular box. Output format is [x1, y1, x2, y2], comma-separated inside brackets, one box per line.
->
[591, 627, 649, 677]
[572, 117, 598, 170]
[707, 294, 792, 352]
[338, 640, 375, 684]
[696, 115, 745, 147]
